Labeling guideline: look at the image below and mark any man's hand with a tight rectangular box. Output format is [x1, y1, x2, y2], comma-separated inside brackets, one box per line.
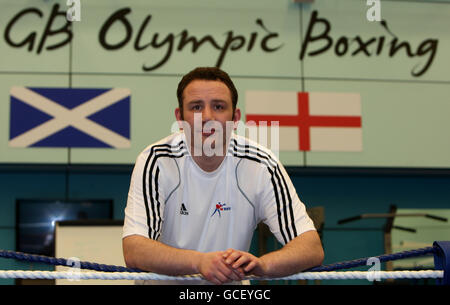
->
[197, 251, 246, 285]
[222, 249, 269, 277]
[223, 231, 324, 279]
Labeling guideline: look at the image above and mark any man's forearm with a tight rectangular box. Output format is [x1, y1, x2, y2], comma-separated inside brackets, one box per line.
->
[123, 235, 201, 275]
[260, 230, 324, 277]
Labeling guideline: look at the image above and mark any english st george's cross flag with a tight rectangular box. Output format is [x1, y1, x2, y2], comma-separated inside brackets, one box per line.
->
[245, 91, 362, 152]
[9, 87, 131, 148]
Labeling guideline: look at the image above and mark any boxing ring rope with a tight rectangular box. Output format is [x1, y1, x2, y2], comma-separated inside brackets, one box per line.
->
[0, 270, 443, 281]
[0, 241, 448, 284]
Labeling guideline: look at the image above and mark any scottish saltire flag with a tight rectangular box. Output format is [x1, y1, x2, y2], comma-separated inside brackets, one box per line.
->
[9, 87, 131, 148]
[245, 91, 362, 152]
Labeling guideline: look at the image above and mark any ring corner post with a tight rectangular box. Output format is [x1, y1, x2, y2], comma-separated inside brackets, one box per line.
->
[433, 241, 450, 285]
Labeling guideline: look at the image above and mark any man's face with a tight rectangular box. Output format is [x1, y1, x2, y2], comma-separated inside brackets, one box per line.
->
[175, 80, 240, 155]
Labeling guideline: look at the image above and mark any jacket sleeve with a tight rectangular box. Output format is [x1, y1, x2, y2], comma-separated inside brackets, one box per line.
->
[123, 150, 165, 240]
[258, 157, 316, 245]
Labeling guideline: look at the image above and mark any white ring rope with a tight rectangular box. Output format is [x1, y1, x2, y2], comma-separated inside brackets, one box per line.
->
[0, 270, 443, 281]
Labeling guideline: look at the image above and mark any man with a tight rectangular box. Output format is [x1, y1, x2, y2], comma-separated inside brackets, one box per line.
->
[122, 67, 324, 285]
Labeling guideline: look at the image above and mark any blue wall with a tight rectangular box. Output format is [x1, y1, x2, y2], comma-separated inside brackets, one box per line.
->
[1, 165, 449, 285]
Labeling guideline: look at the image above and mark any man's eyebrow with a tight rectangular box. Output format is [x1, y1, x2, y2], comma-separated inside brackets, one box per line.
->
[210, 99, 227, 103]
[186, 100, 204, 104]
[186, 99, 227, 104]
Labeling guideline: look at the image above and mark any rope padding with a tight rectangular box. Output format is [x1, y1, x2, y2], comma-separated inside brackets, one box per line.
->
[0, 270, 444, 281]
[0, 247, 437, 273]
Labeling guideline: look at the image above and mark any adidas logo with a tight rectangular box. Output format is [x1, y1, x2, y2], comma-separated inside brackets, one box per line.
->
[180, 203, 189, 215]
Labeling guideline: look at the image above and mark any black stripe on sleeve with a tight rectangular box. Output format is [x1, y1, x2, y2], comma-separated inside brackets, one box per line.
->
[269, 168, 289, 244]
[276, 166, 298, 237]
[230, 141, 292, 244]
[230, 139, 299, 243]
[142, 151, 153, 239]
[148, 152, 185, 239]
[153, 166, 161, 240]
[142, 141, 185, 239]
[273, 164, 293, 241]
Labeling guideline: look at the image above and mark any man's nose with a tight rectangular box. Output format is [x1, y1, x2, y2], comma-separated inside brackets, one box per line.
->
[202, 105, 214, 121]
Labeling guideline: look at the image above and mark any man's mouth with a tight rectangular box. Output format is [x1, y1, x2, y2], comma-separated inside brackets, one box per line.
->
[202, 128, 216, 137]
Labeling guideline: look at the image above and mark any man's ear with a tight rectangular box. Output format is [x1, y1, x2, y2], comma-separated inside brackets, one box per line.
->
[175, 108, 185, 130]
[233, 108, 241, 123]
[175, 108, 182, 121]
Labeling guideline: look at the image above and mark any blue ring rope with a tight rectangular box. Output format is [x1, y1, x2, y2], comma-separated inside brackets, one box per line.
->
[0, 250, 142, 273]
[307, 246, 436, 272]
[0, 246, 437, 273]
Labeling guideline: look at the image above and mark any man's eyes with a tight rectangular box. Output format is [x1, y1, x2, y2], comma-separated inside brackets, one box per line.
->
[189, 104, 226, 111]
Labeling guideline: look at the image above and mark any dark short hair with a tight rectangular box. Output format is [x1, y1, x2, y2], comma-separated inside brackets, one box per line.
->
[176, 67, 238, 113]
